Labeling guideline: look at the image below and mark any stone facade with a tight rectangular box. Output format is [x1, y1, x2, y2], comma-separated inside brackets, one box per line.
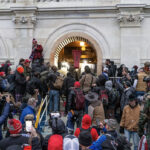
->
[0, 0, 150, 74]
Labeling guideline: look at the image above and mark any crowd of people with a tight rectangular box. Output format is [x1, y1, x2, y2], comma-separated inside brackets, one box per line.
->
[0, 39, 150, 150]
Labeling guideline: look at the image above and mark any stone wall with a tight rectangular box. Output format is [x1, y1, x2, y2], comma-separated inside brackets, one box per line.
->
[0, 0, 150, 73]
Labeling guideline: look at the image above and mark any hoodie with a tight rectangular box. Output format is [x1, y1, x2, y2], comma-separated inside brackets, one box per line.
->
[74, 114, 98, 141]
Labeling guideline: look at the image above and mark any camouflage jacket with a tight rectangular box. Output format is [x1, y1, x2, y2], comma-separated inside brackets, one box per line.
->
[138, 95, 150, 139]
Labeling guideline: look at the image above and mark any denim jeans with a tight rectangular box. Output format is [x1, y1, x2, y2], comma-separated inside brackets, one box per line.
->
[67, 110, 83, 133]
[49, 90, 60, 112]
[124, 129, 140, 150]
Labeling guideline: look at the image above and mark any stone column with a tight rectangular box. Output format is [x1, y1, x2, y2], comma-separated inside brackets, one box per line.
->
[11, 4, 37, 65]
[117, 4, 144, 68]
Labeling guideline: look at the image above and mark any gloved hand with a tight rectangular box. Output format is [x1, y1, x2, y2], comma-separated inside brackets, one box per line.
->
[119, 127, 124, 133]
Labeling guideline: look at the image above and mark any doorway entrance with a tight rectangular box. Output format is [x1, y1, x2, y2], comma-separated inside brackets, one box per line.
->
[54, 36, 97, 75]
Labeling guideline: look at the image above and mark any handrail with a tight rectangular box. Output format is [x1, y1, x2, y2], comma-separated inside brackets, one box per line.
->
[39, 95, 49, 126]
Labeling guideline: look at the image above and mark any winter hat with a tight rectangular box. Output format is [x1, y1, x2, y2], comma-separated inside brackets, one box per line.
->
[82, 114, 92, 129]
[24, 59, 30, 64]
[85, 92, 98, 102]
[8, 119, 22, 134]
[63, 135, 79, 150]
[105, 80, 113, 91]
[79, 131, 92, 147]
[0, 71, 5, 77]
[129, 94, 136, 102]
[51, 118, 65, 134]
[105, 119, 118, 130]
[74, 81, 80, 88]
[17, 66, 24, 74]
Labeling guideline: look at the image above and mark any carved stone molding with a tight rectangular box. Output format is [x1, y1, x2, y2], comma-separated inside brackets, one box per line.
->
[12, 15, 36, 24]
[117, 14, 144, 27]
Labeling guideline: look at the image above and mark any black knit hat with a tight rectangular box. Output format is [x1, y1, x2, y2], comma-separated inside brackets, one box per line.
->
[79, 131, 92, 147]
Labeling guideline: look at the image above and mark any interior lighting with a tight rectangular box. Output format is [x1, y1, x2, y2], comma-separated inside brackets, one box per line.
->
[80, 42, 85, 47]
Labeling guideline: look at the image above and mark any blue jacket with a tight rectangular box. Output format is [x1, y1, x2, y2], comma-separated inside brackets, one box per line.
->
[0, 103, 10, 140]
[20, 105, 36, 125]
[89, 135, 107, 150]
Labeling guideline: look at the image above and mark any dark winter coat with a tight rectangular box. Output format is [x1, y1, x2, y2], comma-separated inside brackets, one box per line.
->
[62, 73, 75, 96]
[0, 135, 29, 150]
[15, 72, 26, 95]
[120, 87, 135, 111]
[0, 102, 10, 140]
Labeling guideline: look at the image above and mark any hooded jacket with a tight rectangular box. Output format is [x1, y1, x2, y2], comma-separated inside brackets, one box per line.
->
[42, 118, 67, 150]
[74, 114, 98, 141]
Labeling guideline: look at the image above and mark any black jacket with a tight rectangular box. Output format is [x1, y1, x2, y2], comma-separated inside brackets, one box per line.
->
[0, 135, 29, 150]
[62, 73, 75, 96]
[47, 72, 60, 90]
[15, 72, 26, 95]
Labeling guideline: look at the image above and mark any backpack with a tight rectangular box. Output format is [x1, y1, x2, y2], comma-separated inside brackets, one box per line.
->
[63, 135, 79, 150]
[74, 89, 85, 110]
[116, 135, 131, 150]
[109, 88, 119, 104]
[53, 75, 64, 89]
[48, 134, 63, 150]
[99, 89, 109, 106]
[79, 127, 92, 135]
[101, 134, 117, 150]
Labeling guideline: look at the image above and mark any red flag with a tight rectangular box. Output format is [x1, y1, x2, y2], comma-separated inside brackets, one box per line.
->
[72, 50, 81, 68]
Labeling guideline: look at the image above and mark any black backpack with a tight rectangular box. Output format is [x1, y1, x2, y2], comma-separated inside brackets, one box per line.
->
[101, 134, 131, 150]
[101, 134, 117, 150]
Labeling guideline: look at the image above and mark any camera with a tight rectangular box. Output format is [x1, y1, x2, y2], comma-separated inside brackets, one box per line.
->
[143, 76, 150, 82]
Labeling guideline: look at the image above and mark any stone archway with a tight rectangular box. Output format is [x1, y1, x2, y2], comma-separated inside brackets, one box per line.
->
[43, 23, 110, 75]
[50, 32, 102, 75]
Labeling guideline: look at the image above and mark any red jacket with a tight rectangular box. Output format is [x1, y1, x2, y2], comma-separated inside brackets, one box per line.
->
[74, 114, 98, 141]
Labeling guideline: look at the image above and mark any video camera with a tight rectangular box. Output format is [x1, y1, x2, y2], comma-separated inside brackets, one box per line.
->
[0, 94, 14, 118]
[49, 112, 61, 127]
[143, 76, 150, 83]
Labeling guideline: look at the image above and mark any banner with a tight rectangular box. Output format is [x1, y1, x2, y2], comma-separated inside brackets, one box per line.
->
[72, 50, 81, 68]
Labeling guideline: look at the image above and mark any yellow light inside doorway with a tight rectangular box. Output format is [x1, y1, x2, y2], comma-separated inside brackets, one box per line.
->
[80, 41, 85, 47]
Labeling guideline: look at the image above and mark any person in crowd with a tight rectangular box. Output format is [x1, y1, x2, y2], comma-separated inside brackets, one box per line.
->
[20, 114, 44, 147]
[89, 119, 119, 150]
[80, 66, 96, 113]
[105, 80, 119, 119]
[120, 81, 135, 112]
[79, 65, 96, 94]
[42, 117, 67, 150]
[66, 81, 85, 134]
[63, 135, 79, 150]
[0, 60, 11, 76]
[117, 64, 126, 77]
[102, 67, 109, 81]
[93, 74, 108, 117]
[0, 94, 10, 140]
[130, 65, 138, 80]
[86, 91, 105, 126]
[47, 65, 60, 112]
[30, 38, 43, 64]
[62, 71, 75, 114]
[0, 118, 42, 150]
[20, 97, 37, 125]
[74, 114, 98, 142]
[19, 58, 25, 67]
[0, 71, 10, 92]
[121, 67, 132, 84]
[138, 86, 150, 149]
[15, 65, 29, 102]
[135, 63, 150, 97]
[105, 59, 114, 77]
[79, 130, 93, 150]
[0, 119, 29, 150]
[120, 95, 140, 150]
[24, 59, 31, 77]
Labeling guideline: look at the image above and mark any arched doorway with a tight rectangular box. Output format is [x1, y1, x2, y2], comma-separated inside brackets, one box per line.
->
[48, 33, 103, 75]
[53, 36, 97, 74]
